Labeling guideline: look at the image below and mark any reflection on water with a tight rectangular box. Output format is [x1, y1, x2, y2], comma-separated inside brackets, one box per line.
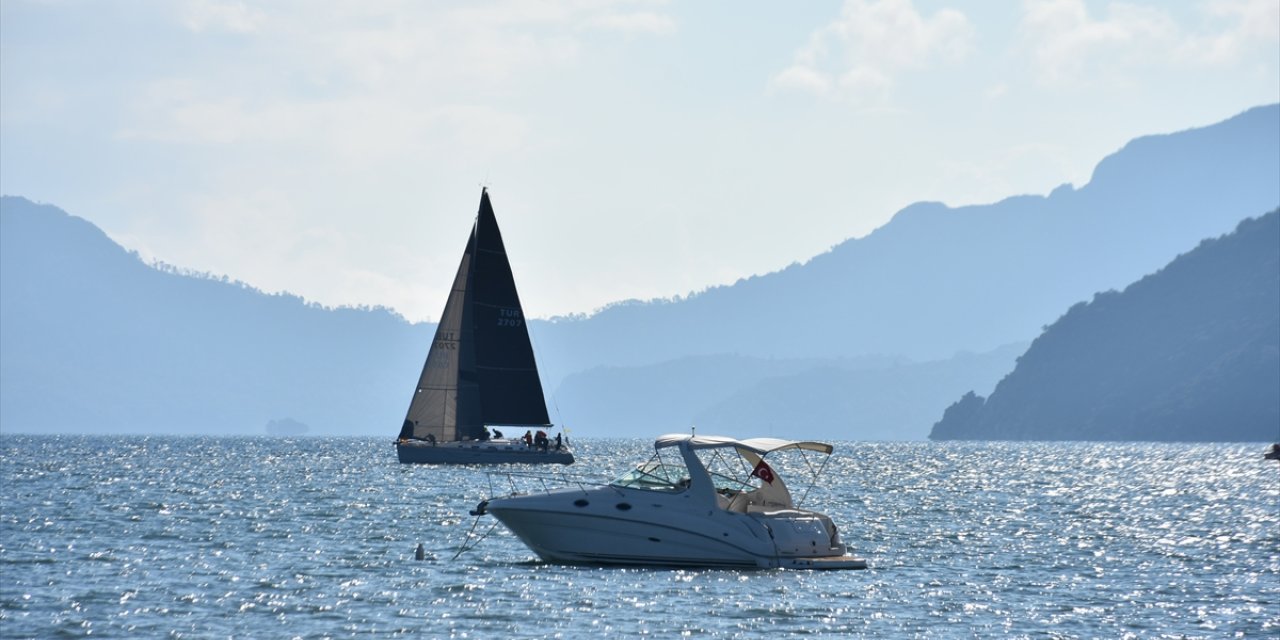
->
[1, 436, 1277, 637]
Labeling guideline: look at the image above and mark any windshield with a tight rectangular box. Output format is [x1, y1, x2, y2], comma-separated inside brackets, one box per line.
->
[610, 462, 687, 491]
[610, 449, 690, 492]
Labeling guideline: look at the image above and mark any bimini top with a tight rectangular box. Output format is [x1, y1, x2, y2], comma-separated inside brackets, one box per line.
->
[654, 434, 834, 456]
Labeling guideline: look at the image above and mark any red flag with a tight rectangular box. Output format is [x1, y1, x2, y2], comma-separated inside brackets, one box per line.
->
[750, 460, 775, 484]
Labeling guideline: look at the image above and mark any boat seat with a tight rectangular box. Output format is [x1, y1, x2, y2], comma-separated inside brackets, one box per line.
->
[725, 492, 750, 512]
[723, 483, 796, 513]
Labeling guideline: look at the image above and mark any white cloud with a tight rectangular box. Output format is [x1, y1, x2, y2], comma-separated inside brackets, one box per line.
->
[587, 11, 677, 35]
[93, 1, 680, 319]
[1020, 0, 1177, 86]
[117, 2, 674, 152]
[771, 65, 834, 96]
[118, 82, 531, 170]
[770, 0, 974, 104]
[1019, 0, 1280, 87]
[182, 0, 265, 34]
[1198, 0, 1280, 64]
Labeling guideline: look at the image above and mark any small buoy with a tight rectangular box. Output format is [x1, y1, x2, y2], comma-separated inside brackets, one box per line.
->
[415, 543, 425, 561]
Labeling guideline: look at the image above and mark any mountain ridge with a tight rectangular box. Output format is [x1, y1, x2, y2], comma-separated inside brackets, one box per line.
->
[0, 198, 431, 435]
[3, 104, 1278, 438]
[530, 104, 1280, 383]
[930, 210, 1280, 442]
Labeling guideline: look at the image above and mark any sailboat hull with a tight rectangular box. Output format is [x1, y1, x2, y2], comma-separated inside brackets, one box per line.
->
[396, 440, 574, 465]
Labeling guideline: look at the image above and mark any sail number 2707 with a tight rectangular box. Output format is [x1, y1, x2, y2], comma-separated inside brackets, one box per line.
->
[496, 307, 523, 328]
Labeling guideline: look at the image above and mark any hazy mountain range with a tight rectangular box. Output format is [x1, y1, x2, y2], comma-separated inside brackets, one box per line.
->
[2, 104, 1277, 439]
[532, 104, 1279, 380]
[0, 199, 423, 435]
[554, 344, 1025, 441]
[931, 210, 1278, 442]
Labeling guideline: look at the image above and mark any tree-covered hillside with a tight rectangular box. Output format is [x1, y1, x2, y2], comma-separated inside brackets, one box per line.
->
[931, 210, 1279, 442]
[0, 197, 431, 435]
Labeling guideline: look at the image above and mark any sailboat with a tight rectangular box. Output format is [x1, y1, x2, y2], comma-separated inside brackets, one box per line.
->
[395, 189, 573, 465]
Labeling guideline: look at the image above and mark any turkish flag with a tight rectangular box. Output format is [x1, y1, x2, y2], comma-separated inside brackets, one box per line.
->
[750, 460, 775, 484]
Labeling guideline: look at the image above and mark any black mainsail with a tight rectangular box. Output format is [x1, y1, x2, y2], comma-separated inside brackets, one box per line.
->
[399, 189, 551, 446]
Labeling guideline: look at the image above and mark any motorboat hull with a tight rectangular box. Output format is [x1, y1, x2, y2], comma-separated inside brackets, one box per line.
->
[397, 440, 573, 465]
[483, 488, 865, 569]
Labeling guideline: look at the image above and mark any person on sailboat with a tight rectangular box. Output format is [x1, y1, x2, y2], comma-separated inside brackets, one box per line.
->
[523, 430, 533, 447]
[492, 429, 504, 439]
[555, 433, 563, 451]
[535, 430, 549, 452]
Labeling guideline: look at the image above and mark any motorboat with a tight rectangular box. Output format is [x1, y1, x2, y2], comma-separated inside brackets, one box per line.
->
[472, 434, 866, 569]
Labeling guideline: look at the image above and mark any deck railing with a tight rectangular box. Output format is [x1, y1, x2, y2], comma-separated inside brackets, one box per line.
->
[482, 469, 615, 497]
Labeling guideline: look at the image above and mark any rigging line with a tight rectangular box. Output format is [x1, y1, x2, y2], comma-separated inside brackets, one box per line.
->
[449, 471, 508, 561]
[451, 515, 482, 561]
[524, 317, 565, 428]
[796, 447, 832, 510]
[451, 515, 501, 561]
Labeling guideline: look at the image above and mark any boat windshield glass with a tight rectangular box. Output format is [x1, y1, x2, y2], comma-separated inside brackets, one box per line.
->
[610, 450, 689, 492]
[609, 463, 687, 491]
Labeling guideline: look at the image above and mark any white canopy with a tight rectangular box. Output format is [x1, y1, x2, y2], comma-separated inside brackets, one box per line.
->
[654, 434, 834, 456]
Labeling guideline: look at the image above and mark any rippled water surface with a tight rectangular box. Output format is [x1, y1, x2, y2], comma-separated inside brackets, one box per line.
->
[2, 436, 1277, 638]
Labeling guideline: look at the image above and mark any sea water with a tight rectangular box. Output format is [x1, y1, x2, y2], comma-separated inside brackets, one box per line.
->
[1, 436, 1277, 638]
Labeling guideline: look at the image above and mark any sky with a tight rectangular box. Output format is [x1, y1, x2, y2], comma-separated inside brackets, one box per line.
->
[2, 1, 1277, 322]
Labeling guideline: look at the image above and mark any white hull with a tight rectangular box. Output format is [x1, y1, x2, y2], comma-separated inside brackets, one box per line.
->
[484, 486, 863, 569]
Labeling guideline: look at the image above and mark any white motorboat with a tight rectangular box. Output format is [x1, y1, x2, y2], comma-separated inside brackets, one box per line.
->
[473, 434, 866, 569]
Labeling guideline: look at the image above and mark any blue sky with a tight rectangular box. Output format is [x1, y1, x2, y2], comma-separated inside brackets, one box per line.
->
[2, 0, 1277, 321]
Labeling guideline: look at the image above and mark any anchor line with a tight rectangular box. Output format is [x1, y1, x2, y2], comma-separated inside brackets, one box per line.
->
[451, 513, 501, 561]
